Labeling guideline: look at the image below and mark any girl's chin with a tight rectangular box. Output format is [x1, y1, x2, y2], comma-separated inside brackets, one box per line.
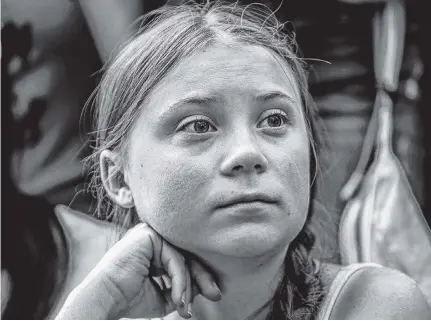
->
[205, 227, 290, 258]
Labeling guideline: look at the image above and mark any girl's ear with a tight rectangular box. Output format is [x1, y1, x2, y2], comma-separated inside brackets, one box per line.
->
[100, 149, 134, 208]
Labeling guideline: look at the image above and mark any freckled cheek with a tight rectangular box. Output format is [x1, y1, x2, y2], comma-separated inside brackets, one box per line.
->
[275, 144, 310, 211]
[130, 154, 212, 241]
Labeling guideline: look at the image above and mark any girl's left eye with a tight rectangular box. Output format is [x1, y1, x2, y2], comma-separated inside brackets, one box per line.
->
[178, 117, 217, 134]
[257, 111, 290, 128]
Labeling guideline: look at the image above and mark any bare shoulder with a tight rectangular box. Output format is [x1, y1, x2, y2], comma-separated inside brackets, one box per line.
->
[330, 265, 431, 319]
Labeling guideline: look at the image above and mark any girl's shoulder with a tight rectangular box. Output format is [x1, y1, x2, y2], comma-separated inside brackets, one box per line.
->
[318, 262, 431, 319]
[49, 205, 119, 318]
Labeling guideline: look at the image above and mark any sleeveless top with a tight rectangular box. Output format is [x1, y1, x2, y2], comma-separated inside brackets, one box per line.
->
[52, 208, 386, 320]
[127, 263, 385, 320]
[317, 262, 383, 320]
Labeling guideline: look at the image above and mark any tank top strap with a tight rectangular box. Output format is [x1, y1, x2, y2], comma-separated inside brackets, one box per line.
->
[318, 263, 383, 320]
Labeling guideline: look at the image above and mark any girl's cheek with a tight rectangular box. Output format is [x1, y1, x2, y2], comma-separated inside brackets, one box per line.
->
[131, 156, 211, 231]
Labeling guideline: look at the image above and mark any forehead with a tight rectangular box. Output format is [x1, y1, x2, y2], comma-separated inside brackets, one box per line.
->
[148, 44, 302, 106]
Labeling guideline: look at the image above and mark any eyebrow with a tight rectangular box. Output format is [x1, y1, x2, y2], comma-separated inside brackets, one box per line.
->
[253, 90, 298, 105]
[163, 90, 298, 116]
[166, 94, 221, 112]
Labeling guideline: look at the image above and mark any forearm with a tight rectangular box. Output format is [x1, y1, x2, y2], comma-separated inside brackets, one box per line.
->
[78, 0, 144, 62]
[55, 280, 116, 320]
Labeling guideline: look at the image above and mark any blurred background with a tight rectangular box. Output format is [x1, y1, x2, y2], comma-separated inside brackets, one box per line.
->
[2, 0, 431, 319]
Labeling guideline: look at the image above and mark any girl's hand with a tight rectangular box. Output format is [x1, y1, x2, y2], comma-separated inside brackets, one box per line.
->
[55, 223, 222, 320]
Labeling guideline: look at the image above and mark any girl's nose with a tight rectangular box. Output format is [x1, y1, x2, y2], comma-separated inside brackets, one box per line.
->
[220, 133, 268, 176]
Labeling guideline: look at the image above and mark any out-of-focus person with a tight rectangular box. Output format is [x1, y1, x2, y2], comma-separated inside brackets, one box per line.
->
[265, 0, 425, 263]
[1, 0, 143, 319]
[2, 0, 143, 211]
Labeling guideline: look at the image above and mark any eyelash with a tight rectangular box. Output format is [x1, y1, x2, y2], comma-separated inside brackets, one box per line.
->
[257, 110, 291, 128]
[177, 116, 217, 133]
[177, 109, 291, 134]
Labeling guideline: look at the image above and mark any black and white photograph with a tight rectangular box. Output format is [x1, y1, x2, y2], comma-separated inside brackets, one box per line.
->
[2, 0, 431, 319]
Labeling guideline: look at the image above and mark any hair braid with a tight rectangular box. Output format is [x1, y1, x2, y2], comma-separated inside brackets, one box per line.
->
[267, 217, 325, 319]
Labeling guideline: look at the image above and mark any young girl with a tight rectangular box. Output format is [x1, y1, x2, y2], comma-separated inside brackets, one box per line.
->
[56, 2, 430, 319]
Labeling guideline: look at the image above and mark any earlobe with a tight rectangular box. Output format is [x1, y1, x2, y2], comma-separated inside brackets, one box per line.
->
[100, 149, 135, 208]
[118, 188, 134, 208]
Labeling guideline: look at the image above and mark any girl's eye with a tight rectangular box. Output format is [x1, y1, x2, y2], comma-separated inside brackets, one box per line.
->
[258, 111, 289, 128]
[178, 117, 217, 134]
[193, 120, 212, 133]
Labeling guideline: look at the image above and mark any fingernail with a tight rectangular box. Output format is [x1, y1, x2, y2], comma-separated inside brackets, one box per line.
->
[212, 281, 222, 297]
[186, 303, 192, 318]
[179, 292, 186, 308]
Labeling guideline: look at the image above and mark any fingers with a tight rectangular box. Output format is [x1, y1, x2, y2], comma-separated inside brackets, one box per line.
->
[156, 240, 222, 304]
[154, 241, 185, 306]
[181, 264, 193, 318]
[156, 242, 191, 319]
[137, 224, 221, 319]
[121, 223, 188, 311]
[190, 260, 222, 302]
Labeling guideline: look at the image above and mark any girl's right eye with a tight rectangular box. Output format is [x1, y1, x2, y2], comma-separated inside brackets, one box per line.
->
[178, 116, 217, 134]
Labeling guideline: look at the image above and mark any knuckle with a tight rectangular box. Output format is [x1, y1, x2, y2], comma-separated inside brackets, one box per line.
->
[190, 260, 202, 271]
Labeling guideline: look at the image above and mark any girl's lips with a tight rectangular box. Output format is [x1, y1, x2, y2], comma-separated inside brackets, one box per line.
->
[216, 192, 278, 209]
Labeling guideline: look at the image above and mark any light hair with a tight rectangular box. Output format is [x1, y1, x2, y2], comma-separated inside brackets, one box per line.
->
[85, 1, 324, 318]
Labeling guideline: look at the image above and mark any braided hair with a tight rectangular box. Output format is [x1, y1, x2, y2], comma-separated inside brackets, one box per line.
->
[85, 2, 326, 318]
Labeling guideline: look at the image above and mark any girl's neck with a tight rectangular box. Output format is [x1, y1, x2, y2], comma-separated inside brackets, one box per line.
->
[188, 246, 289, 320]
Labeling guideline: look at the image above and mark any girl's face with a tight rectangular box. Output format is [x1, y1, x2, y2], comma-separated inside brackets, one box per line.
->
[124, 44, 310, 258]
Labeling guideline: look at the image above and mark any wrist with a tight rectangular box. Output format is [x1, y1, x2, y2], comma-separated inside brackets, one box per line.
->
[56, 278, 117, 320]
